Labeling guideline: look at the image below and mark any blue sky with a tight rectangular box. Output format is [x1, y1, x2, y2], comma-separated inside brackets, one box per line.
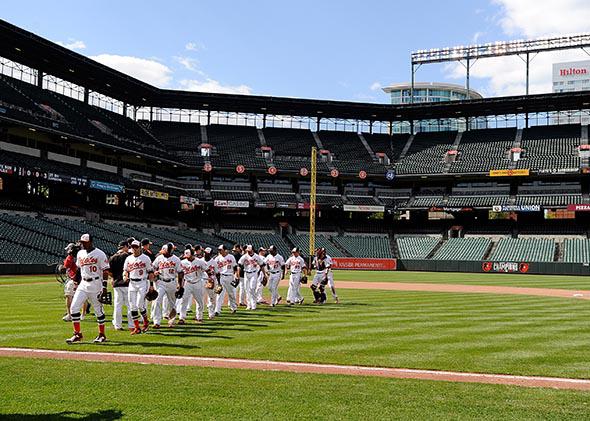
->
[3, 0, 590, 102]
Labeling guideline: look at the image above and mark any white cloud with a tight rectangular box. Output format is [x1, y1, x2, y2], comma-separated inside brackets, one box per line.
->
[174, 56, 200, 72]
[369, 81, 383, 91]
[178, 78, 252, 95]
[444, 1, 590, 97]
[90, 54, 173, 87]
[185, 42, 205, 52]
[494, 0, 590, 37]
[56, 39, 86, 50]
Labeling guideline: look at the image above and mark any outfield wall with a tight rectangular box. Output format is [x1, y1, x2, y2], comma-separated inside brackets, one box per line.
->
[0, 263, 56, 276]
[398, 260, 590, 276]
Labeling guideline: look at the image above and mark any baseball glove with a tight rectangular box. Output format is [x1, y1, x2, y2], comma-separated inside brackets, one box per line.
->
[98, 290, 112, 305]
[230, 278, 239, 288]
[145, 288, 158, 301]
[320, 277, 328, 286]
[175, 287, 185, 299]
[214, 285, 223, 294]
[300, 275, 308, 284]
[260, 276, 268, 287]
[205, 278, 215, 290]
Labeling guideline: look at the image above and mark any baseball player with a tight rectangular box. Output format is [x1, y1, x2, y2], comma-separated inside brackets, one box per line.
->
[202, 247, 220, 319]
[265, 245, 285, 306]
[141, 238, 156, 262]
[255, 247, 268, 304]
[178, 247, 208, 324]
[61, 242, 80, 322]
[110, 240, 133, 331]
[311, 248, 334, 304]
[232, 244, 247, 306]
[285, 247, 307, 305]
[214, 244, 238, 314]
[238, 245, 267, 310]
[151, 243, 184, 328]
[324, 251, 339, 303]
[65, 234, 110, 344]
[123, 240, 154, 334]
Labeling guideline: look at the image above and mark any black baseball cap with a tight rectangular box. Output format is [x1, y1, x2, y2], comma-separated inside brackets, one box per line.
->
[118, 240, 128, 249]
[141, 238, 152, 246]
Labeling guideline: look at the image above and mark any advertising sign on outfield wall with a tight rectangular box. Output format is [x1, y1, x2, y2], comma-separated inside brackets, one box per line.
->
[489, 169, 530, 177]
[331, 257, 397, 270]
[481, 261, 529, 273]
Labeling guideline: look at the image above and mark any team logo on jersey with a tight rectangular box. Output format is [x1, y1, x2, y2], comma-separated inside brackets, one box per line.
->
[127, 261, 147, 270]
[78, 256, 98, 266]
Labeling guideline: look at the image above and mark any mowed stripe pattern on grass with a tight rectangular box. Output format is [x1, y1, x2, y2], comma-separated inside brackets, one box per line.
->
[3, 357, 590, 420]
[1, 281, 590, 379]
[2, 347, 590, 390]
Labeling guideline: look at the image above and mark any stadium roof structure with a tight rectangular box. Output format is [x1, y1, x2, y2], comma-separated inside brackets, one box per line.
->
[1, 18, 590, 123]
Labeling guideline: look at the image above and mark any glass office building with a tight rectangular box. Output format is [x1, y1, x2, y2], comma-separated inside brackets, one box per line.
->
[382, 82, 483, 133]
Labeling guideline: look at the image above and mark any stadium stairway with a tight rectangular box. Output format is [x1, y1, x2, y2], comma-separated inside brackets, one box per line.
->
[482, 240, 497, 260]
[425, 239, 444, 259]
[328, 237, 353, 257]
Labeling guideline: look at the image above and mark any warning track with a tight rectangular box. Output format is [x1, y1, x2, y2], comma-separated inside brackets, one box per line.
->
[1, 347, 589, 390]
[279, 280, 590, 300]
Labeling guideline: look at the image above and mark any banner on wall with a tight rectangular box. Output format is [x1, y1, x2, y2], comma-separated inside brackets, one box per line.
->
[89, 180, 123, 192]
[179, 195, 200, 205]
[331, 257, 397, 271]
[489, 169, 529, 177]
[343, 205, 385, 213]
[140, 188, 169, 200]
[481, 261, 529, 273]
[213, 200, 249, 208]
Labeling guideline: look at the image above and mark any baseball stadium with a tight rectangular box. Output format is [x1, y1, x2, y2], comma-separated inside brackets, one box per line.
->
[2, 4, 590, 419]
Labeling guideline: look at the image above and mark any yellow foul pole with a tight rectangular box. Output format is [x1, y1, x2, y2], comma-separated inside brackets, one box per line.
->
[309, 147, 317, 267]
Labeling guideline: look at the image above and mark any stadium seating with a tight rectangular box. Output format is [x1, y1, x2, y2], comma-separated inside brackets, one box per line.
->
[287, 234, 345, 257]
[147, 120, 204, 166]
[220, 232, 291, 257]
[489, 238, 555, 262]
[395, 131, 457, 175]
[562, 238, 590, 263]
[262, 127, 317, 157]
[517, 124, 580, 171]
[362, 133, 409, 162]
[396, 237, 440, 259]
[432, 237, 491, 261]
[450, 128, 514, 173]
[332, 235, 392, 258]
[206, 124, 267, 169]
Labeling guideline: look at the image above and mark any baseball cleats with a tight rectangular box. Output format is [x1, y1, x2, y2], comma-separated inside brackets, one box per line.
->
[335, 297, 340, 304]
[93, 333, 107, 343]
[231, 309, 237, 314]
[195, 319, 203, 324]
[153, 324, 161, 329]
[178, 319, 185, 325]
[299, 298, 305, 304]
[277, 296, 282, 304]
[66, 332, 83, 344]
[214, 312, 220, 317]
[62, 314, 72, 322]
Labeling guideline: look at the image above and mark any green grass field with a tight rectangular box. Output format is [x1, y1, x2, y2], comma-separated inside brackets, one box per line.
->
[1, 357, 590, 420]
[1, 272, 590, 419]
[2, 269, 589, 289]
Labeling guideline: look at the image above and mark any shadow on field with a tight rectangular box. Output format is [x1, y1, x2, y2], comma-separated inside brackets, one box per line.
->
[0, 409, 123, 420]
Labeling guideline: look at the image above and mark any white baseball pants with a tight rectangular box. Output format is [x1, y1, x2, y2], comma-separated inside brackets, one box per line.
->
[180, 281, 205, 321]
[151, 280, 176, 325]
[287, 272, 302, 303]
[216, 274, 237, 313]
[112, 286, 133, 329]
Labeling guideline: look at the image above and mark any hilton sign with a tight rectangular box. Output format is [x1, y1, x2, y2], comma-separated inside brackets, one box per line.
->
[559, 67, 588, 76]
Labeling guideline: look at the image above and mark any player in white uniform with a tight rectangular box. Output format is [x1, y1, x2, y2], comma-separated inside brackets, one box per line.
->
[123, 240, 154, 334]
[151, 243, 184, 328]
[311, 248, 332, 304]
[214, 244, 238, 314]
[238, 245, 267, 310]
[324, 252, 339, 303]
[66, 234, 110, 344]
[202, 247, 220, 319]
[285, 247, 307, 305]
[265, 245, 285, 306]
[255, 247, 268, 304]
[178, 248, 209, 324]
[233, 245, 247, 306]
